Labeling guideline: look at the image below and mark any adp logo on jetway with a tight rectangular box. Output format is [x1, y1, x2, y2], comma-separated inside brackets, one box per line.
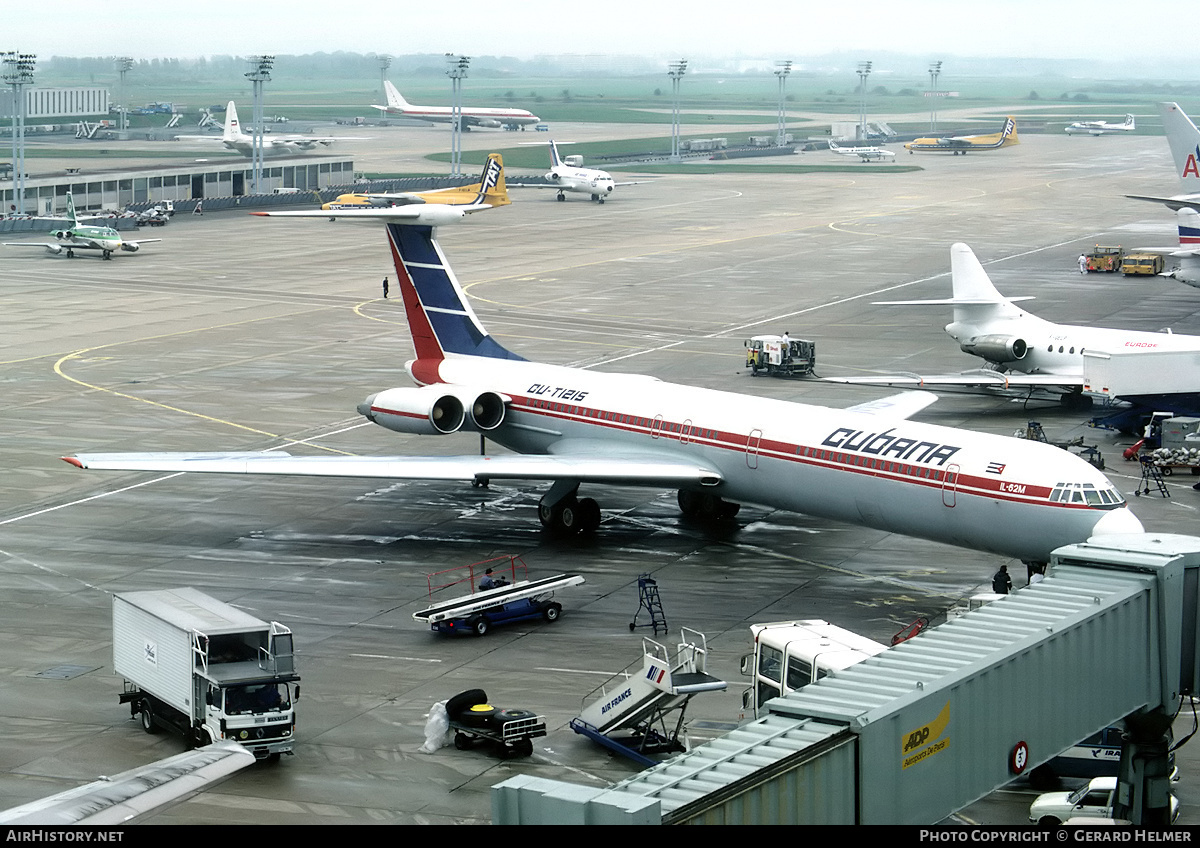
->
[901, 701, 951, 770]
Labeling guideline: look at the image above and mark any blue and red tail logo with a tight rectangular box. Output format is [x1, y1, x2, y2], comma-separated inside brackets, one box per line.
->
[386, 223, 524, 363]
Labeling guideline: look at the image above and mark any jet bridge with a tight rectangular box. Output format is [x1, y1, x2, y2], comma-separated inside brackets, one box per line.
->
[493, 533, 1200, 825]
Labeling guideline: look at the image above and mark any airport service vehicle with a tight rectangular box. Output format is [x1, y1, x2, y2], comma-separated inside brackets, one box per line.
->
[1029, 726, 1178, 788]
[1120, 253, 1164, 275]
[740, 620, 888, 720]
[1085, 245, 1124, 272]
[413, 556, 584, 637]
[1029, 776, 1179, 825]
[745, 335, 816, 377]
[571, 627, 726, 766]
[113, 588, 299, 761]
[444, 688, 546, 758]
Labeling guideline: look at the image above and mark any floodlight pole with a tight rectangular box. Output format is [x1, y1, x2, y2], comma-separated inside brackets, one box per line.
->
[116, 56, 134, 133]
[775, 60, 792, 148]
[377, 55, 391, 110]
[856, 61, 872, 142]
[244, 55, 273, 194]
[3, 52, 35, 215]
[446, 55, 469, 177]
[668, 59, 687, 163]
[928, 61, 942, 133]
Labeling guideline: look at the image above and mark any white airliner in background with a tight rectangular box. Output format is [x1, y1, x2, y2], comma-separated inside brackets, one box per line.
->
[372, 80, 539, 129]
[514, 140, 646, 203]
[829, 141, 896, 162]
[824, 243, 1200, 404]
[177, 102, 352, 157]
[63, 214, 1142, 564]
[1064, 114, 1136, 136]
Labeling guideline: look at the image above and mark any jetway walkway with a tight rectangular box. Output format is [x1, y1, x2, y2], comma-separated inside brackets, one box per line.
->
[570, 628, 726, 766]
[494, 534, 1200, 825]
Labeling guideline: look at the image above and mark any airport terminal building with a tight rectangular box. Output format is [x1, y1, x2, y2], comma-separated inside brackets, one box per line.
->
[2, 157, 356, 216]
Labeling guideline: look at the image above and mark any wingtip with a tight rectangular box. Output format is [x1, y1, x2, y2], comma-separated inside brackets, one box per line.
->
[61, 456, 84, 469]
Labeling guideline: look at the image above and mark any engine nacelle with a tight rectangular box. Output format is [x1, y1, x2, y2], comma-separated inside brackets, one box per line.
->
[357, 385, 466, 435]
[120, 242, 141, 252]
[52, 230, 71, 240]
[45, 244, 63, 255]
[453, 389, 506, 432]
[959, 334, 1028, 363]
[477, 118, 502, 129]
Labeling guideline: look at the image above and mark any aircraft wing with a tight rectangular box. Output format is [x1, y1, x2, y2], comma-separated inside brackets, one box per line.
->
[251, 206, 488, 222]
[63, 445, 725, 488]
[825, 371, 1083, 390]
[844, 390, 938, 418]
[0, 741, 254, 825]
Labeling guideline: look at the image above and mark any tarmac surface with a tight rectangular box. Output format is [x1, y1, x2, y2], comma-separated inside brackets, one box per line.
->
[2, 123, 1199, 825]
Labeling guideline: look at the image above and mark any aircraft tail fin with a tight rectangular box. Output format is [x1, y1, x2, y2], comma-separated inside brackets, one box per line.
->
[223, 101, 240, 142]
[1159, 102, 1200, 195]
[65, 193, 78, 227]
[1178, 208, 1200, 247]
[1125, 114, 1136, 130]
[385, 223, 525, 374]
[384, 81, 410, 110]
[1000, 117, 1019, 146]
[471, 154, 509, 207]
[548, 140, 564, 169]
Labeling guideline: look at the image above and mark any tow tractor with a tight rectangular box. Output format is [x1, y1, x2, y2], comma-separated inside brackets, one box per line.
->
[444, 688, 546, 758]
[745, 334, 816, 377]
[413, 555, 584, 637]
[1085, 244, 1123, 272]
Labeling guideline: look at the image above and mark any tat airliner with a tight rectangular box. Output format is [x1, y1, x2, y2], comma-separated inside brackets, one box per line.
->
[64, 211, 1142, 564]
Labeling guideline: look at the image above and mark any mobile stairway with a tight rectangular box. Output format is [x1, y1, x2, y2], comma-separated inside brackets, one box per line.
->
[570, 628, 726, 766]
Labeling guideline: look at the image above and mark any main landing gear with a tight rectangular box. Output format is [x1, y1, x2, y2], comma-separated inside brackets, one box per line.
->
[536, 483, 741, 536]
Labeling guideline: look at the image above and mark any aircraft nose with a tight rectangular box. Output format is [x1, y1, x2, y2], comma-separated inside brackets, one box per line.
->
[1091, 506, 1145, 537]
[357, 393, 378, 421]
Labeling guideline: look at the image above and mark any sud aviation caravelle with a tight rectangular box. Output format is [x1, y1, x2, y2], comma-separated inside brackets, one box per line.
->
[63, 206, 1143, 565]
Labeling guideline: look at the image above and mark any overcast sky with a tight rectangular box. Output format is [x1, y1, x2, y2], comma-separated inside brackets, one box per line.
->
[4, 1, 1190, 69]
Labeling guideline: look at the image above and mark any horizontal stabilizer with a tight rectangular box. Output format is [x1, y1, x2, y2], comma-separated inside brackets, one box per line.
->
[252, 206, 472, 224]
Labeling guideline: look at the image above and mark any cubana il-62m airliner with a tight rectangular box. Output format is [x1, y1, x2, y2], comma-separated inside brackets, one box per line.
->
[63, 209, 1143, 564]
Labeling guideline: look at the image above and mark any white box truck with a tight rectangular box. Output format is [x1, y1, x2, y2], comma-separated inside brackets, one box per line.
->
[113, 588, 299, 761]
[740, 619, 888, 719]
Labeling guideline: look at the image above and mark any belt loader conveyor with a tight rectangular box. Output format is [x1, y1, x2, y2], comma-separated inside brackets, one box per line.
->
[413, 574, 585, 635]
[570, 627, 726, 766]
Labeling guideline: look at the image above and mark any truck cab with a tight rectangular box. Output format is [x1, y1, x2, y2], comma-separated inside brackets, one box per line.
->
[740, 619, 888, 719]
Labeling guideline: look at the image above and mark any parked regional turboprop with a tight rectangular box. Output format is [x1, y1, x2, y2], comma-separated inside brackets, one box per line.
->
[63, 216, 1142, 565]
[905, 117, 1019, 154]
[1065, 114, 1136, 136]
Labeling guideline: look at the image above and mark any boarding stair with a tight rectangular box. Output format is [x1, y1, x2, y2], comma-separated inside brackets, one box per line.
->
[1136, 456, 1171, 498]
[630, 573, 667, 635]
[570, 627, 725, 766]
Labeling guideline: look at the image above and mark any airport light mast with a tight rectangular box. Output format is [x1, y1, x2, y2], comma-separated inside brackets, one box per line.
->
[928, 61, 942, 133]
[376, 54, 391, 112]
[446, 54, 469, 178]
[775, 60, 792, 148]
[668, 59, 687, 163]
[244, 54, 273, 194]
[856, 61, 872, 142]
[3, 51, 35, 216]
[115, 57, 134, 134]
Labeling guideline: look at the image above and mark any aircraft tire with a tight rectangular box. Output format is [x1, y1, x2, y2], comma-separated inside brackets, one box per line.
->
[576, 498, 601, 534]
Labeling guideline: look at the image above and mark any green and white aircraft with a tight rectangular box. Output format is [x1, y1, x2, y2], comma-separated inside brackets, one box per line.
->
[3, 194, 161, 259]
